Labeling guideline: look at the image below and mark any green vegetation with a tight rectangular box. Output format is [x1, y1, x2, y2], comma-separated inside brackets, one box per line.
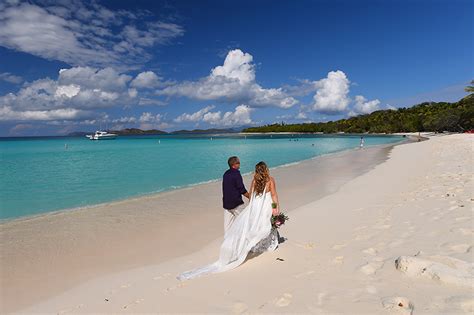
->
[243, 95, 473, 134]
[170, 128, 237, 134]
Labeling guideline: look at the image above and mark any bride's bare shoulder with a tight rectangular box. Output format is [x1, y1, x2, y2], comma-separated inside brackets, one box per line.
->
[267, 176, 275, 189]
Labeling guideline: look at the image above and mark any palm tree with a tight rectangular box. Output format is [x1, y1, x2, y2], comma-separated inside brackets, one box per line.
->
[465, 80, 474, 93]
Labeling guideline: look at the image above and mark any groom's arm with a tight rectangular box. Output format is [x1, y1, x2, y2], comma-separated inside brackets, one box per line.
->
[236, 175, 250, 200]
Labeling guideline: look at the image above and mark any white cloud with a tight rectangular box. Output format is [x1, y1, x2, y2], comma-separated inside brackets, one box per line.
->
[174, 105, 215, 123]
[177, 104, 253, 127]
[58, 67, 132, 91]
[211, 49, 255, 84]
[138, 97, 166, 106]
[295, 112, 307, 120]
[0, 66, 141, 122]
[112, 116, 137, 124]
[0, 72, 22, 84]
[139, 112, 163, 123]
[130, 71, 163, 89]
[201, 111, 221, 124]
[211, 105, 253, 127]
[312, 70, 350, 114]
[0, 106, 95, 121]
[0, 65, 173, 124]
[128, 88, 138, 98]
[139, 121, 172, 130]
[158, 49, 297, 108]
[0, 2, 184, 69]
[55, 84, 81, 98]
[352, 95, 381, 115]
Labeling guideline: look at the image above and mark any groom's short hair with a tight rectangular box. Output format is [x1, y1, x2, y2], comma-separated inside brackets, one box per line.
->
[228, 156, 239, 168]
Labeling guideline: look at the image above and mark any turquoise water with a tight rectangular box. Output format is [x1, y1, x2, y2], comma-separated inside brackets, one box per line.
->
[0, 134, 404, 220]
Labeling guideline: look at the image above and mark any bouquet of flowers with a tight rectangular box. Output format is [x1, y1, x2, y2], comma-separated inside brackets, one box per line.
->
[271, 203, 289, 229]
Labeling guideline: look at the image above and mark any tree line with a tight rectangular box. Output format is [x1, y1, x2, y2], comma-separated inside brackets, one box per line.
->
[243, 94, 473, 134]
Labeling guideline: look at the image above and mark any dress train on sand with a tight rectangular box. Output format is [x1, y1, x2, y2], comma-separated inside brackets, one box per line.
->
[178, 187, 278, 280]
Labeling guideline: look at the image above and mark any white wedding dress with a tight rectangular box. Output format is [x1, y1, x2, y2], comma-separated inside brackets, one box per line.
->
[178, 186, 279, 280]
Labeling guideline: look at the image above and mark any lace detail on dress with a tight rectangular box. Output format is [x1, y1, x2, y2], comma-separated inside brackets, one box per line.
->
[250, 228, 279, 254]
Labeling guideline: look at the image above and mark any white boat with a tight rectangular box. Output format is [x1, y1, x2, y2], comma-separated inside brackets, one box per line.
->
[86, 130, 118, 140]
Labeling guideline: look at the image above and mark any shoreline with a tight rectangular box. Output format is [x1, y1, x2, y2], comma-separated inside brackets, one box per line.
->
[0, 138, 407, 313]
[0, 136, 407, 226]
[15, 133, 472, 314]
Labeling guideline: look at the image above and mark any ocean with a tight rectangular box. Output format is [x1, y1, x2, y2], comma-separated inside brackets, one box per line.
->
[0, 134, 404, 220]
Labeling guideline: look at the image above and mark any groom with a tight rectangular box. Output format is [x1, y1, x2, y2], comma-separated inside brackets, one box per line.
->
[222, 156, 250, 234]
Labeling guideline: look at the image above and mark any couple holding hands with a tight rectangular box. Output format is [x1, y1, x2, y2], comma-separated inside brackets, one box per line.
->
[178, 156, 282, 280]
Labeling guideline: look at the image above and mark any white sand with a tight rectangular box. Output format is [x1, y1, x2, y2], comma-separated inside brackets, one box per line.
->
[7, 134, 474, 314]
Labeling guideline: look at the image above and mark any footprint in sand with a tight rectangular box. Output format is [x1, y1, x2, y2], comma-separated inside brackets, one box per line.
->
[362, 247, 378, 256]
[366, 286, 378, 294]
[395, 255, 473, 287]
[164, 282, 187, 292]
[153, 273, 172, 280]
[332, 256, 344, 264]
[331, 243, 347, 250]
[231, 301, 248, 314]
[359, 261, 384, 275]
[381, 296, 414, 315]
[275, 293, 293, 307]
[388, 239, 405, 248]
[354, 225, 368, 232]
[375, 224, 392, 230]
[448, 243, 472, 254]
[316, 292, 327, 306]
[294, 241, 316, 249]
[355, 234, 373, 241]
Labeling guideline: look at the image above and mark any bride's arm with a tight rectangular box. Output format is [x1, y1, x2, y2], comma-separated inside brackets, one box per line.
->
[249, 179, 254, 197]
[269, 177, 280, 215]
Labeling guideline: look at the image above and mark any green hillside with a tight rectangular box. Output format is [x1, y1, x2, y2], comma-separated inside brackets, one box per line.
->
[243, 95, 473, 134]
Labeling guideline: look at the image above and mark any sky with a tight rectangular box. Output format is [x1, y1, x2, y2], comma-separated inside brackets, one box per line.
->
[0, 0, 472, 136]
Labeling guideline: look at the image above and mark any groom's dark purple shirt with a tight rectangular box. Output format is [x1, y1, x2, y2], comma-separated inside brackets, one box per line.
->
[222, 168, 247, 210]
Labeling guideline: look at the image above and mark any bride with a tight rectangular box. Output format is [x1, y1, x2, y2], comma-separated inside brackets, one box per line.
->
[178, 161, 280, 280]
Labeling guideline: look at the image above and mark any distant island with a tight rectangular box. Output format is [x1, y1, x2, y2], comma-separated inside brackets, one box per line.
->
[243, 94, 473, 134]
[111, 128, 167, 135]
[68, 128, 238, 137]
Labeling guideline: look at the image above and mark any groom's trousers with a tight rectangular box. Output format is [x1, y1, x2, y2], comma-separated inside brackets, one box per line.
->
[224, 203, 246, 236]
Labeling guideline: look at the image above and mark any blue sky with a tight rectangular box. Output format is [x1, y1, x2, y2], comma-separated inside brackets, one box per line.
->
[0, 0, 472, 136]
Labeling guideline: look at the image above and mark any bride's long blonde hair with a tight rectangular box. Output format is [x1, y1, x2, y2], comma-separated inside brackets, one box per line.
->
[253, 161, 270, 195]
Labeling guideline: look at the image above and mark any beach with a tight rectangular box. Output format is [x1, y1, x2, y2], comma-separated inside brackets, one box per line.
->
[2, 134, 473, 314]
